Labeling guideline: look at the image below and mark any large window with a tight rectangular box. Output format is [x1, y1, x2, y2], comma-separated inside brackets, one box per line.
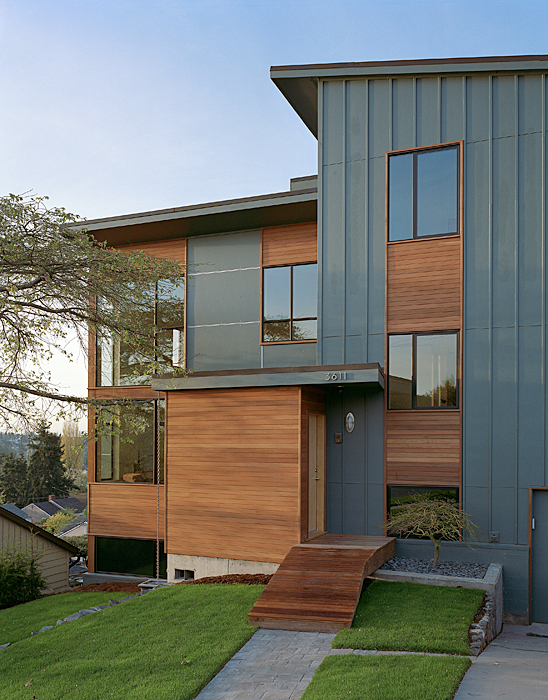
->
[96, 399, 165, 483]
[95, 536, 167, 578]
[262, 263, 317, 342]
[388, 332, 458, 409]
[96, 280, 184, 386]
[388, 145, 459, 241]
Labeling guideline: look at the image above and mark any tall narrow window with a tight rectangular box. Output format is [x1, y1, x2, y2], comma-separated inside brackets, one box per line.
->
[263, 263, 317, 342]
[96, 280, 185, 386]
[388, 332, 458, 409]
[388, 145, 459, 242]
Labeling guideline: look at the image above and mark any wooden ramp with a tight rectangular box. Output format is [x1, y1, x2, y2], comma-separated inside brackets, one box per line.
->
[248, 534, 395, 633]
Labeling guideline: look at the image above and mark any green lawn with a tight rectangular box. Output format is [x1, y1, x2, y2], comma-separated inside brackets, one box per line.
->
[333, 580, 484, 655]
[0, 591, 116, 645]
[0, 584, 263, 700]
[301, 654, 472, 700]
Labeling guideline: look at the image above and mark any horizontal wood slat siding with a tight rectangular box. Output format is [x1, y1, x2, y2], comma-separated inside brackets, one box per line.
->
[88, 484, 165, 539]
[386, 237, 461, 332]
[262, 222, 317, 266]
[117, 238, 186, 264]
[166, 387, 302, 563]
[385, 411, 461, 486]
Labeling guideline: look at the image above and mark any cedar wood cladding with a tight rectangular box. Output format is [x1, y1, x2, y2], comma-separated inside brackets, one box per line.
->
[262, 222, 317, 266]
[88, 483, 165, 539]
[116, 238, 187, 264]
[385, 234, 462, 489]
[165, 386, 307, 563]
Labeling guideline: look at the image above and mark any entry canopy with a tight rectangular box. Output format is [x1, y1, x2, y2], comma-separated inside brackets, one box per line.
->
[152, 363, 384, 392]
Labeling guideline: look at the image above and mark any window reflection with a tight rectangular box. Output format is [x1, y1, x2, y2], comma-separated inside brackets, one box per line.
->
[263, 263, 317, 342]
[97, 400, 165, 484]
[388, 335, 413, 409]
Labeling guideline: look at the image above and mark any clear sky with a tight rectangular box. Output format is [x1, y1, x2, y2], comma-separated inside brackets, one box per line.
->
[2, 0, 547, 425]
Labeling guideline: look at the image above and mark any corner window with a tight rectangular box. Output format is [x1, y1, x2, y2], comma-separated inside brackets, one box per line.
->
[96, 280, 184, 386]
[262, 263, 317, 342]
[388, 145, 459, 241]
[96, 399, 165, 483]
[388, 332, 458, 409]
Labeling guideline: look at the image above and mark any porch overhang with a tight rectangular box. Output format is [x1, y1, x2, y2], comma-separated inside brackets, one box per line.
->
[152, 363, 384, 392]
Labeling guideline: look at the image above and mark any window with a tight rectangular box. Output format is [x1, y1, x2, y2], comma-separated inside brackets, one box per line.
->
[262, 263, 317, 342]
[388, 145, 459, 241]
[96, 399, 165, 483]
[388, 332, 458, 409]
[95, 536, 167, 578]
[96, 280, 184, 386]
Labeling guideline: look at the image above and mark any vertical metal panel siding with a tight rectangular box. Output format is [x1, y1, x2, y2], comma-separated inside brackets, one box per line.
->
[320, 71, 548, 545]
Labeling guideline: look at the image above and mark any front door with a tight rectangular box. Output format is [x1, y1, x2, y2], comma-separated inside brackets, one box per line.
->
[531, 488, 548, 622]
[308, 412, 326, 538]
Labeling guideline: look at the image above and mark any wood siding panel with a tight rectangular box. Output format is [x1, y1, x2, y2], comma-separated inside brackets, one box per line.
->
[386, 411, 461, 486]
[262, 223, 317, 266]
[88, 484, 165, 539]
[117, 238, 186, 265]
[166, 387, 302, 563]
[300, 388, 327, 541]
[386, 237, 461, 332]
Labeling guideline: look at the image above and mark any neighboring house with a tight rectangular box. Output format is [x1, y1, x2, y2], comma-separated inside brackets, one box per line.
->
[1, 503, 32, 522]
[23, 496, 86, 523]
[0, 505, 78, 592]
[60, 515, 88, 538]
[84, 54, 548, 623]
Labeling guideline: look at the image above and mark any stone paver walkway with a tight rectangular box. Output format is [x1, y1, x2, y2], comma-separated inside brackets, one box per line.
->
[195, 629, 460, 700]
[195, 629, 335, 700]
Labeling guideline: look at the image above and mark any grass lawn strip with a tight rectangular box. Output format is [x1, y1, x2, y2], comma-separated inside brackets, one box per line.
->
[301, 654, 472, 700]
[333, 580, 484, 655]
[0, 592, 118, 645]
[0, 583, 263, 700]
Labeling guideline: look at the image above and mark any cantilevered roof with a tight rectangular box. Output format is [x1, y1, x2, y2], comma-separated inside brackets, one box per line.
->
[83, 183, 317, 247]
[271, 54, 548, 137]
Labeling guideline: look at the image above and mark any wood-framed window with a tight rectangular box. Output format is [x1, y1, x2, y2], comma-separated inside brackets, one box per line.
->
[388, 143, 460, 242]
[262, 262, 317, 343]
[388, 331, 459, 410]
[96, 279, 185, 386]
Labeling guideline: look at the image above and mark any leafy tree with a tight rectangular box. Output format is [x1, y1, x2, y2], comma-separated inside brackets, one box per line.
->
[61, 420, 84, 472]
[0, 452, 31, 508]
[0, 193, 185, 430]
[26, 424, 75, 502]
[42, 508, 77, 535]
[386, 493, 479, 568]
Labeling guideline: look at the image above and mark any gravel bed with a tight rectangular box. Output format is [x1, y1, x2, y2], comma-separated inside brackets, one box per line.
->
[379, 556, 489, 579]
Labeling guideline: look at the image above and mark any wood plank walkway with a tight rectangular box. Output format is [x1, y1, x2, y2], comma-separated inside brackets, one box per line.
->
[248, 534, 395, 633]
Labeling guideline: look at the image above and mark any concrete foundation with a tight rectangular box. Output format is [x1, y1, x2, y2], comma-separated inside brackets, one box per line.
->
[167, 554, 279, 583]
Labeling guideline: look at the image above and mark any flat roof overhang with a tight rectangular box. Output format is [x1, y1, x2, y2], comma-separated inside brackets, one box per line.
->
[81, 187, 317, 247]
[271, 54, 548, 137]
[152, 363, 384, 392]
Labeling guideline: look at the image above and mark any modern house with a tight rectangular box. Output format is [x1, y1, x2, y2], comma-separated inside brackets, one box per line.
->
[85, 54, 548, 624]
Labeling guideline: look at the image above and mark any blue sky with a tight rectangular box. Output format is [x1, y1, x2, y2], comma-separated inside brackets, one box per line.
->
[1, 0, 547, 417]
[2, 0, 548, 221]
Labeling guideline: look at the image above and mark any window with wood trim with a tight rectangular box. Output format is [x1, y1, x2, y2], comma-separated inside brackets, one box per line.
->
[388, 144, 459, 242]
[96, 399, 165, 483]
[388, 332, 459, 409]
[96, 279, 185, 386]
[262, 263, 317, 342]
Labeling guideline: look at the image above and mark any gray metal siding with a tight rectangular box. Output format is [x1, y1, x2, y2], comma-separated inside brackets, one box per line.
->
[319, 73, 548, 562]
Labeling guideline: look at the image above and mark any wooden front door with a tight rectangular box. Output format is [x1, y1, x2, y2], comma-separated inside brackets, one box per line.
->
[308, 412, 326, 538]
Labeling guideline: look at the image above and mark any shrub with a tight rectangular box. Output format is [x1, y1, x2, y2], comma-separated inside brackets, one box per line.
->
[0, 542, 47, 609]
[41, 508, 76, 535]
[385, 494, 479, 568]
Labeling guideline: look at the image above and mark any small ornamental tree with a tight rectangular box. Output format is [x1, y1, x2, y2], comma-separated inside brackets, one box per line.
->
[385, 494, 479, 568]
[42, 508, 77, 536]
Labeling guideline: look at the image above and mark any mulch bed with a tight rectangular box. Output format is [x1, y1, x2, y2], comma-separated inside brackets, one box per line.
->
[48, 572, 273, 597]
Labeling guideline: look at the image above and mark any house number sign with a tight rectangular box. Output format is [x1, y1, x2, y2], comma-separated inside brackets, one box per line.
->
[325, 372, 347, 381]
